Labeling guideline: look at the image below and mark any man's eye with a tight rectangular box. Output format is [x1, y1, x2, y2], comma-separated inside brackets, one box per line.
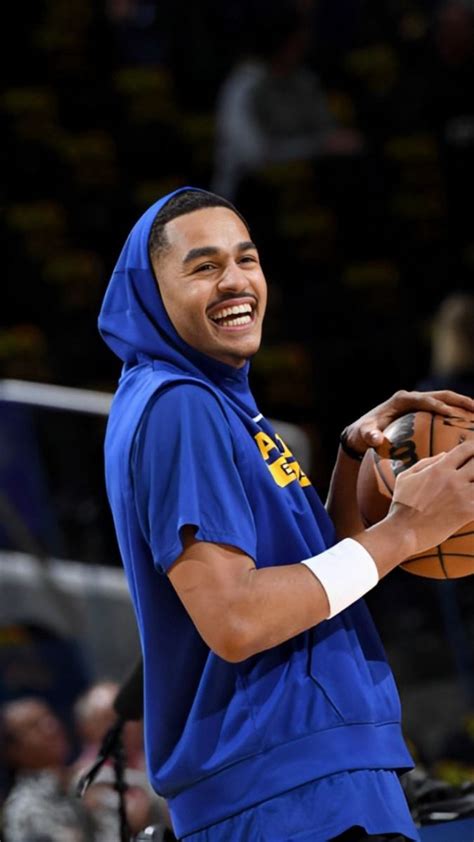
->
[240, 255, 257, 264]
[195, 263, 215, 272]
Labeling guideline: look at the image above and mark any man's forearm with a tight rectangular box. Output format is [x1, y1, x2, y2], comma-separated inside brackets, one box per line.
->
[325, 446, 365, 537]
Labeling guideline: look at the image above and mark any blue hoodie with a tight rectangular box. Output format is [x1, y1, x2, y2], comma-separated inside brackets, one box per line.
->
[99, 188, 414, 839]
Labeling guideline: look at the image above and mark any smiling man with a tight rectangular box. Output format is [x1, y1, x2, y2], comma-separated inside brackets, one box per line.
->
[148, 198, 266, 368]
[99, 187, 474, 842]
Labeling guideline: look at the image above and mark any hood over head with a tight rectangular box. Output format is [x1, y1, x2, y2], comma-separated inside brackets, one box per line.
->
[98, 187, 258, 412]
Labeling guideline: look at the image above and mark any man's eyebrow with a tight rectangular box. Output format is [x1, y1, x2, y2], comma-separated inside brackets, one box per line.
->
[237, 240, 258, 253]
[182, 241, 258, 265]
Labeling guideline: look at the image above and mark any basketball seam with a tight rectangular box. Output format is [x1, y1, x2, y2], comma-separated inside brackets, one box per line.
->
[374, 454, 394, 496]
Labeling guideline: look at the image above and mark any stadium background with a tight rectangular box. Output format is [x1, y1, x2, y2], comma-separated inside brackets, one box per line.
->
[1, 0, 473, 812]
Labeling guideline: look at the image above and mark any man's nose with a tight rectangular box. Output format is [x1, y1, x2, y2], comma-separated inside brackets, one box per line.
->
[218, 261, 248, 290]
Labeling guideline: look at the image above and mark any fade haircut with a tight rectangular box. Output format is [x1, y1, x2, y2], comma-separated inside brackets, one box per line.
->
[148, 190, 250, 263]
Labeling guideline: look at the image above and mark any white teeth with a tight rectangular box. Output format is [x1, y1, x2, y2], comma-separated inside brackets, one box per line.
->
[224, 315, 252, 326]
[210, 303, 253, 321]
[213, 314, 252, 327]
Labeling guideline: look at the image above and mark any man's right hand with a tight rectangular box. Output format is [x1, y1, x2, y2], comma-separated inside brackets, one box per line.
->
[387, 439, 474, 558]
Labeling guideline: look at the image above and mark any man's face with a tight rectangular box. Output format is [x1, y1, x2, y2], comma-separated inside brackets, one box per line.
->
[152, 207, 268, 368]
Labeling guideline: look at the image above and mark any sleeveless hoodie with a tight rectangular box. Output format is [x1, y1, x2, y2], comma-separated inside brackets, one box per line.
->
[98, 187, 413, 838]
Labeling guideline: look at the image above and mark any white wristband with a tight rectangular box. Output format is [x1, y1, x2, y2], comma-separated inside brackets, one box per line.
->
[301, 538, 379, 618]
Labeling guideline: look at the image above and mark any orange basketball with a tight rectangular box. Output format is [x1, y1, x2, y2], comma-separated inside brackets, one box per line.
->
[356, 410, 474, 578]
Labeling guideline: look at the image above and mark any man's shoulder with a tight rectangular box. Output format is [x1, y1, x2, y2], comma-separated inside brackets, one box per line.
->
[116, 364, 227, 418]
[134, 379, 237, 469]
[141, 377, 230, 435]
[153, 377, 225, 411]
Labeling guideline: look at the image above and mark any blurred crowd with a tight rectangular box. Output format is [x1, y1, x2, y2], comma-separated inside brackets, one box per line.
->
[0, 680, 175, 840]
[4, 0, 474, 429]
[0, 659, 473, 840]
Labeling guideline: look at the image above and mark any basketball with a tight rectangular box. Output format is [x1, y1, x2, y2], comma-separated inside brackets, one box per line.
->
[356, 410, 474, 578]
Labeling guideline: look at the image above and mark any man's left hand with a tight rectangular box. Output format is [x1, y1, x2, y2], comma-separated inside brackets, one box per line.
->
[342, 389, 474, 458]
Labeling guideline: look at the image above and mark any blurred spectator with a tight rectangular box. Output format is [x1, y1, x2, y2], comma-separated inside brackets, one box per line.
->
[212, 1, 363, 198]
[73, 680, 172, 838]
[418, 292, 474, 396]
[0, 697, 96, 841]
[0, 624, 89, 739]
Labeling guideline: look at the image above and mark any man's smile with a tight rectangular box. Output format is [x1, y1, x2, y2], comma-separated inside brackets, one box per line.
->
[207, 299, 257, 330]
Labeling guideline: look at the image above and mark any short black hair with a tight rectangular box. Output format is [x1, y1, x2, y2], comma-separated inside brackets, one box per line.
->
[148, 189, 250, 262]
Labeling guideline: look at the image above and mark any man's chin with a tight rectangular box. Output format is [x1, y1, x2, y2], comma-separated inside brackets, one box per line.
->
[210, 338, 261, 368]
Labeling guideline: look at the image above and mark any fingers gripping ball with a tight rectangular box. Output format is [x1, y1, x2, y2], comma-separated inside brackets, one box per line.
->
[356, 411, 474, 579]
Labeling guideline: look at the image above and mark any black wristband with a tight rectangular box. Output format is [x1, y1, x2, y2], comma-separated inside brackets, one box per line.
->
[339, 428, 364, 461]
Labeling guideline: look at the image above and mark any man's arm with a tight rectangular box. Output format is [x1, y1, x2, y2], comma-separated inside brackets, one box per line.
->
[169, 438, 473, 662]
[168, 513, 411, 663]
